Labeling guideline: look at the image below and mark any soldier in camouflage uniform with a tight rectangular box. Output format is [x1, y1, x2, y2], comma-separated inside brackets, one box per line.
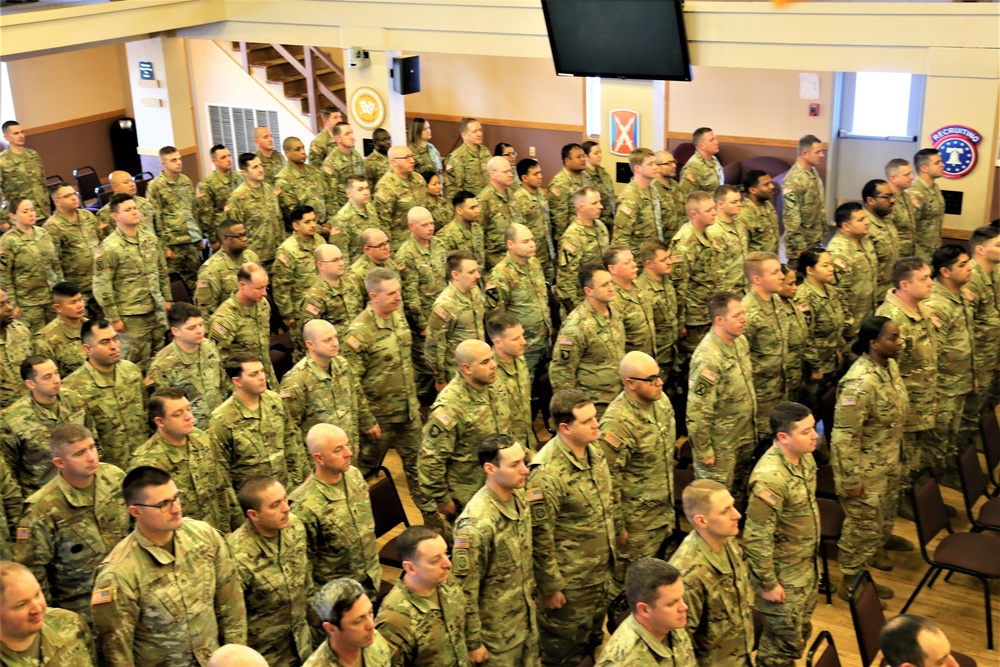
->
[281, 319, 376, 447]
[653, 151, 687, 245]
[908, 148, 946, 261]
[863, 179, 902, 302]
[708, 186, 748, 296]
[827, 203, 878, 340]
[346, 228, 393, 305]
[425, 251, 486, 389]
[486, 314, 537, 452]
[0, 357, 92, 493]
[0, 122, 49, 217]
[195, 220, 260, 319]
[477, 156, 524, 271]
[555, 188, 609, 314]
[547, 144, 590, 240]
[92, 467, 247, 667]
[418, 340, 510, 522]
[0, 290, 34, 411]
[743, 403, 820, 667]
[276, 137, 328, 228]
[550, 264, 625, 417]
[885, 158, 917, 257]
[96, 171, 156, 240]
[290, 424, 381, 594]
[207, 263, 278, 389]
[436, 191, 485, 270]
[782, 136, 827, 262]
[735, 170, 780, 255]
[94, 194, 171, 370]
[583, 141, 616, 218]
[670, 192, 722, 359]
[831, 317, 908, 600]
[15, 424, 129, 622]
[527, 389, 623, 665]
[515, 159, 556, 282]
[409, 117, 442, 178]
[778, 265, 809, 400]
[330, 176, 381, 262]
[0, 458, 23, 560]
[306, 578, 393, 667]
[1, 198, 61, 332]
[130, 389, 238, 532]
[145, 147, 202, 292]
[966, 226, 1000, 422]
[374, 146, 428, 247]
[445, 119, 491, 199]
[308, 107, 343, 167]
[364, 129, 391, 186]
[299, 244, 363, 341]
[613, 148, 662, 258]
[596, 558, 696, 667]
[228, 476, 313, 667]
[0, 562, 97, 666]
[209, 352, 307, 492]
[686, 293, 758, 510]
[599, 352, 676, 577]
[669, 480, 754, 667]
[63, 320, 146, 471]
[252, 127, 286, 187]
[272, 206, 322, 326]
[452, 436, 538, 666]
[422, 172, 452, 230]
[635, 240, 682, 374]
[795, 249, 848, 407]
[322, 123, 365, 215]
[605, 245, 656, 357]
[485, 223, 551, 377]
[679, 128, 723, 196]
[43, 183, 107, 316]
[196, 145, 243, 242]
[227, 153, 285, 267]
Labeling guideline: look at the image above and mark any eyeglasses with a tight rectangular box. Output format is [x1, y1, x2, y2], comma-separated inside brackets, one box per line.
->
[392, 154, 415, 161]
[872, 194, 894, 200]
[54, 192, 79, 199]
[656, 161, 677, 167]
[133, 491, 184, 512]
[365, 242, 390, 250]
[222, 233, 248, 239]
[628, 373, 666, 385]
[319, 257, 345, 263]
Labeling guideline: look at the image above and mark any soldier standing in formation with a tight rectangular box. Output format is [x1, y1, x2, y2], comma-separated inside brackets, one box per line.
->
[479, 156, 524, 271]
[253, 127, 286, 187]
[197, 145, 242, 242]
[436, 191, 485, 269]
[306, 578, 392, 667]
[276, 137, 328, 231]
[44, 183, 105, 318]
[547, 144, 590, 241]
[782, 135, 827, 265]
[582, 141, 616, 219]
[425, 250, 485, 391]
[735, 170, 779, 255]
[679, 128, 723, 196]
[375, 145, 428, 248]
[445, 118, 490, 199]
[307, 107, 344, 167]
[195, 219, 259, 318]
[909, 148, 946, 261]
[35, 282, 88, 378]
[146, 146, 202, 293]
[1, 197, 61, 332]
[486, 313, 538, 453]
[208, 263, 279, 389]
[670, 191, 721, 358]
[364, 129, 392, 191]
[0, 121, 50, 218]
[555, 188, 609, 314]
[227, 153, 284, 267]
[514, 159, 555, 282]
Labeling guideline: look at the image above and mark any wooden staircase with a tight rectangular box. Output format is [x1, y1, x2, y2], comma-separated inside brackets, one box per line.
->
[232, 42, 347, 132]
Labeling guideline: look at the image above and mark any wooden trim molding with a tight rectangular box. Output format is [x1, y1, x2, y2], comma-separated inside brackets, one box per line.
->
[942, 227, 972, 241]
[26, 109, 128, 135]
[406, 112, 583, 134]
[666, 131, 829, 150]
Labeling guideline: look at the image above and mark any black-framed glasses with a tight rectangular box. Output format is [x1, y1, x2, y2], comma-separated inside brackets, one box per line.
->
[393, 154, 415, 161]
[365, 242, 390, 250]
[872, 194, 894, 200]
[222, 233, 248, 239]
[628, 373, 666, 385]
[133, 491, 184, 512]
[656, 161, 677, 167]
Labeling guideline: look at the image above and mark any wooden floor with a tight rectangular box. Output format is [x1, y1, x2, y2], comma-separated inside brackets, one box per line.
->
[374, 430, 1000, 667]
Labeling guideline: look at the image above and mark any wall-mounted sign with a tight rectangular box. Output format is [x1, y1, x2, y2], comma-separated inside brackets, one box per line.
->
[610, 109, 639, 156]
[931, 125, 981, 179]
[350, 87, 386, 131]
[138, 61, 154, 81]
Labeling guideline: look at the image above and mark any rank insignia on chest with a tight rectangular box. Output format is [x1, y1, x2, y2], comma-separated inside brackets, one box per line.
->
[841, 396, 856, 406]
[526, 487, 544, 502]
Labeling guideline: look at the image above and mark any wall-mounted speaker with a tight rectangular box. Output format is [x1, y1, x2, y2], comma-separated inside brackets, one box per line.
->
[392, 56, 420, 95]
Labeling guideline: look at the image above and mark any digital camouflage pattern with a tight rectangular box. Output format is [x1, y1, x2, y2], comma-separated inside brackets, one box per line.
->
[322, 148, 365, 214]
[549, 300, 625, 407]
[207, 295, 278, 389]
[424, 284, 486, 384]
[485, 255, 551, 359]
[967, 260, 1000, 398]
[374, 171, 428, 247]
[907, 178, 945, 261]
[276, 161, 328, 224]
[554, 220, 609, 312]
[194, 248, 260, 320]
[477, 184, 524, 271]
[226, 182, 284, 264]
[271, 234, 321, 320]
[0, 147, 49, 217]
[145, 339, 228, 431]
[395, 236, 447, 333]
[0, 607, 96, 667]
[781, 162, 827, 256]
[741, 291, 792, 439]
[280, 353, 375, 445]
[445, 144, 491, 199]
[375, 575, 471, 667]
[613, 180, 662, 258]
[781, 296, 810, 396]
[735, 198, 779, 255]
[0, 320, 34, 410]
[308, 130, 335, 167]
[596, 614, 696, 667]
[826, 230, 878, 339]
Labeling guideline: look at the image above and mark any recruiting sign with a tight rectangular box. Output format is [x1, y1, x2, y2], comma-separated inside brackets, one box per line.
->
[610, 109, 639, 156]
[930, 125, 981, 179]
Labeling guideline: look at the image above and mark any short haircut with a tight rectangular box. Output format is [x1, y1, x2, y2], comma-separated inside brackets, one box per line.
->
[892, 256, 928, 288]
[639, 239, 670, 264]
[572, 187, 596, 208]
[49, 181, 72, 196]
[344, 175, 367, 191]
[743, 251, 780, 280]
[159, 145, 179, 159]
[686, 190, 712, 213]
[486, 311, 521, 343]
[282, 136, 302, 152]
[708, 291, 740, 322]
[913, 147, 939, 170]
[372, 128, 389, 141]
[880, 614, 942, 667]
[237, 475, 279, 515]
[601, 244, 631, 269]
[20, 355, 51, 382]
[332, 122, 351, 138]
[862, 178, 887, 202]
[714, 184, 739, 201]
[122, 466, 172, 507]
[446, 250, 476, 279]
[692, 127, 713, 145]
[313, 578, 365, 628]
[289, 205, 314, 225]
[51, 282, 81, 301]
[1, 120, 20, 133]
[851, 315, 892, 356]
[209, 144, 228, 159]
[49, 423, 93, 457]
[478, 433, 518, 467]
[578, 262, 607, 290]
[969, 225, 1000, 253]
[629, 147, 654, 169]
[149, 387, 188, 422]
[224, 351, 263, 379]
[0, 561, 34, 599]
[81, 319, 113, 346]
[108, 193, 135, 214]
[516, 158, 539, 180]
[365, 267, 399, 295]
[561, 143, 583, 162]
[503, 223, 524, 244]
[167, 302, 202, 329]
[625, 557, 682, 613]
[742, 169, 768, 192]
[238, 152, 257, 171]
[797, 247, 829, 281]
[320, 106, 342, 122]
[457, 118, 479, 135]
[885, 158, 910, 178]
[396, 525, 442, 564]
[216, 219, 243, 239]
[798, 134, 822, 153]
[451, 190, 476, 209]
[931, 244, 967, 278]
[834, 201, 863, 227]
[682, 479, 727, 523]
[550, 389, 592, 429]
[770, 402, 813, 438]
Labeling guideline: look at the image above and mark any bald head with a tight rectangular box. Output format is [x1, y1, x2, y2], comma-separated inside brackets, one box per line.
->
[303, 318, 335, 344]
[455, 339, 492, 368]
[359, 228, 388, 248]
[487, 156, 509, 172]
[407, 206, 433, 227]
[619, 351, 658, 381]
[208, 645, 268, 667]
[108, 171, 137, 195]
[306, 423, 348, 457]
[388, 145, 410, 160]
[389, 145, 414, 177]
[314, 243, 343, 263]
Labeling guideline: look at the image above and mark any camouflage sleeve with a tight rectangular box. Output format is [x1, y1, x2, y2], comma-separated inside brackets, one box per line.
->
[279, 377, 306, 435]
[677, 165, 697, 195]
[213, 530, 249, 644]
[829, 379, 869, 492]
[157, 242, 171, 303]
[0, 236, 16, 310]
[795, 297, 823, 373]
[308, 139, 325, 167]
[527, 470, 566, 595]
[741, 480, 784, 591]
[270, 252, 296, 318]
[208, 313, 238, 362]
[828, 255, 856, 334]
[444, 156, 464, 200]
[225, 192, 247, 226]
[92, 567, 141, 667]
[554, 245, 580, 311]
[146, 180, 164, 226]
[92, 244, 122, 322]
[280, 401, 308, 487]
[275, 177, 297, 223]
[350, 367, 377, 432]
[547, 189, 569, 240]
[373, 186, 395, 233]
[451, 518, 487, 651]
[0, 459, 21, 544]
[482, 273, 509, 313]
[669, 247, 688, 328]
[416, 408, 458, 507]
[548, 328, 582, 393]
[374, 606, 415, 667]
[395, 256, 426, 332]
[207, 414, 235, 472]
[194, 271, 222, 320]
[194, 186, 213, 238]
[13, 508, 55, 599]
[782, 182, 805, 255]
[686, 362, 721, 463]
[611, 202, 637, 250]
[679, 568, 707, 643]
[423, 307, 452, 384]
[341, 327, 369, 384]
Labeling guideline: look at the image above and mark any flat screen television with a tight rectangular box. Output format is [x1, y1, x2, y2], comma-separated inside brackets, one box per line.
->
[540, 0, 692, 81]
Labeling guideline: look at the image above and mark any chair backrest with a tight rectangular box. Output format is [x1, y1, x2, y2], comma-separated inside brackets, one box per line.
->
[848, 570, 885, 667]
[806, 630, 841, 667]
[96, 184, 114, 208]
[911, 471, 950, 553]
[134, 171, 155, 198]
[605, 591, 629, 635]
[983, 410, 1000, 486]
[73, 166, 101, 202]
[368, 466, 410, 538]
[673, 142, 696, 170]
[957, 444, 988, 513]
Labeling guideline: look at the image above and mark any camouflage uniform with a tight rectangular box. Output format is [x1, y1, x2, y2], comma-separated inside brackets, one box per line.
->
[546, 169, 590, 240]
[612, 181, 662, 258]
[0, 146, 50, 217]
[435, 219, 485, 271]
[418, 376, 509, 511]
[678, 154, 722, 196]
[96, 196, 156, 242]
[62, 361, 146, 471]
[410, 142, 443, 179]
[485, 255, 552, 374]
[652, 178, 686, 246]
[0, 607, 96, 667]
[889, 190, 917, 258]
[669, 532, 755, 667]
[288, 465, 381, 592]
[445, 144, 491, 199]
[299, 278, 363, 334]
[208, 391, 307, 492]
[636, 274, 681, 374]
[0, 320, 34, 410]
[735, 198, 780, 255]
[275, 162, 328, 225]
[303, 634, 392, 667]
[781, 296, 809, 399]
[907, 178, 945, 261]
[226, 182, 284, 265]
[322, 148, 365, 214]
[585, 165, 616, 218]
[346, 255, 387, 305]
[742, 291, 792, 439]
[549, 300, 625, 412]
[596, 615, 696, 667]
[272, 234, 321, 320]
[477, 184, 524, 271]
[330, 200, 380, 263]
[707, 219, 748, 296]
[831, 355, 908, 578]
[425, 284, 486, 385]
[146, 172, 202, 289]
[280, 353, 375, 446]
[493, 351, 538, 452]
[207, 295, 278, 390]
[374, 171, 428, 247]
[308, 130, 335, 167]
[599, 390, 676, 570]
[669, 223, 722, 357]
[228, 515, 314, 667]
[395, 236, 447, 334]
[0, 457, 22, 560]
[145, 339, 228, 431]
[93, 228, 171, 369]
[554, 219, 610, 313]
[527, 436, 621, 665]
[686, 331, 758, 507]
[0, 226, 62, 331]
[128, 429, 238, 533]
[15, 463, 130, 621]
[375, 575, 471, 667]
[426, 196, 453, 230]
[514, 187, 556, 281]
[796, 280, 847, 378]
[364, 152, 390, 187]
[614, 282, 656, 357]
[743, 445, 820, 667]
[781, 162, 827, 257]
[91, 517, 248, 667]
[865, 209, 901, 303]
[196, 170, 243, 239]
[826, 230, 878, 340]
[0, 391, 91, 493]
[966, 260, 1000, 420]
[43, 209, 106, 302]
[194, 249, 261, 320]
[256, 150, 286, 187]
[453, 485, 539, 664]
